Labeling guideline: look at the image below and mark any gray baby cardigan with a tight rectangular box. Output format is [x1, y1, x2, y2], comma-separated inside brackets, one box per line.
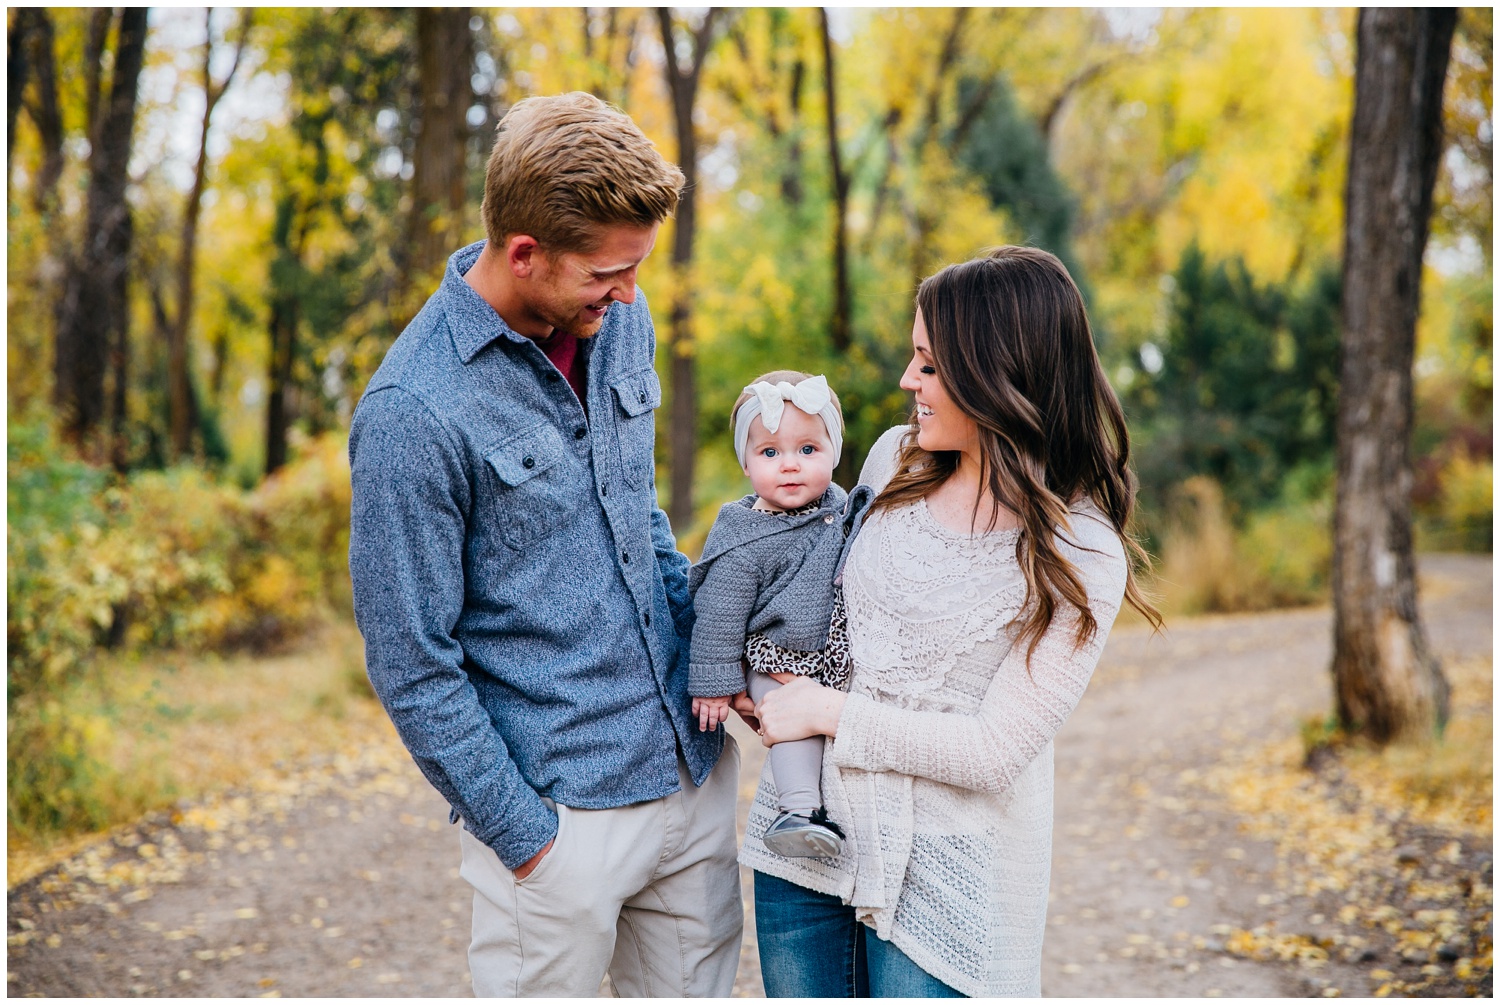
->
[688, 483, 874, 698]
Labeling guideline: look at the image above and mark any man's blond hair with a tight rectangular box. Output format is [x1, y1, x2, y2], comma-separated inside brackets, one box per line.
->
[482, 92, 685, 254]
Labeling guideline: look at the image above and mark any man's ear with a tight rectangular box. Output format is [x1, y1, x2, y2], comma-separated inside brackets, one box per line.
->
[505, 234, 542, 278]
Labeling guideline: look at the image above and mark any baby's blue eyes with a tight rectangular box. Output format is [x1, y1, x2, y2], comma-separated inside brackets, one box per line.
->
[800, 444, 815, 455]
[760, 447, 777, 458]
[758, 445, 819, 458]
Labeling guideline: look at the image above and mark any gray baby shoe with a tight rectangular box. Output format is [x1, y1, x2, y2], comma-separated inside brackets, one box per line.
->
[762, 807, 844, 858]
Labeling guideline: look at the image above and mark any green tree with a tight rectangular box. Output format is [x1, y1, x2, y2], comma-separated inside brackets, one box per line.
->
[1131, 244, 1341, 516]
[953, 75, 1079, 274]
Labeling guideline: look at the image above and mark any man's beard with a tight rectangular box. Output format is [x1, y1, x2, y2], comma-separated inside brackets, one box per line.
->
[538, 300, 607, 339]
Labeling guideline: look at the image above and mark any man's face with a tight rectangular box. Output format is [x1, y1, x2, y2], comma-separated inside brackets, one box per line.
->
[523, 223, 659, 338]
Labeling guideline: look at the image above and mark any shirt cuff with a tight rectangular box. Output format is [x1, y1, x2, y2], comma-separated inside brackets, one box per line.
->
[477, 801, 559, 871]
[688, 661, 748, 697]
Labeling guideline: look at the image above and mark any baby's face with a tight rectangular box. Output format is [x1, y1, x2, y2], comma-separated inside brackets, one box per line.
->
[741, 407, 837, 512]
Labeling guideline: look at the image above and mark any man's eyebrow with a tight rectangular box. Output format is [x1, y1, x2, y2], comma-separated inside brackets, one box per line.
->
[585, 260, 641, 275]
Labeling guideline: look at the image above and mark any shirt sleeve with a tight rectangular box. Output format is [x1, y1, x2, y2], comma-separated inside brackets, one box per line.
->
[650, 504, 696, 643]
[349, 387, 556, 870]
[829, 518, 1127, 795]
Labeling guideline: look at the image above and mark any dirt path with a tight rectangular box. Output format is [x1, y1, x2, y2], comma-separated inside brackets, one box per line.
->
[7, 555, 1490, 997]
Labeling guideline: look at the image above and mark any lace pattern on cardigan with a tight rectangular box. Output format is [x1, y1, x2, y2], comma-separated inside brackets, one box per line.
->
[739, 491, 1126, 998]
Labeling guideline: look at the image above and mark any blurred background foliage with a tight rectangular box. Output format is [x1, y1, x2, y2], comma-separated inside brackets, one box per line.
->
[6, 8, 1492, 843]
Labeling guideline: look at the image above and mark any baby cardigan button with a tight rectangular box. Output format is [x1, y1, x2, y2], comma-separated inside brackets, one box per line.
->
[521, 455, 536, 469]
[573, 427, 587, 440]
[824, 514, 835, 523]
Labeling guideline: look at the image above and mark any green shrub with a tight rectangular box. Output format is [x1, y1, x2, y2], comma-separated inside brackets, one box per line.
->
[1153, 475, 1331, 615]
[7, 423, 355, 840]
[1417, 453, 1493, 552]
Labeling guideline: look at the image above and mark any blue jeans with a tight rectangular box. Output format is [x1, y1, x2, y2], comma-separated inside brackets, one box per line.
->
[754, 871, 966, 998]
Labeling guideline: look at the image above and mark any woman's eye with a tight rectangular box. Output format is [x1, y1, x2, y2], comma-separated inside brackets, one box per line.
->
[800, 444, 815, 455]
[919, 365, 936, 375]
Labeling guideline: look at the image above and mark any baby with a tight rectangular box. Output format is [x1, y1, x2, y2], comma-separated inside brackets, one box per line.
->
[688, 370, 871, 858]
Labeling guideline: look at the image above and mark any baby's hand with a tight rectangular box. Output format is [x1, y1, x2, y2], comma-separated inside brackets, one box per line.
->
[692, 695, 733, 732]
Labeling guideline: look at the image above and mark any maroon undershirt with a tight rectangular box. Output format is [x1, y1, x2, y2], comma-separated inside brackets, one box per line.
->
[536, 330, 588, 412]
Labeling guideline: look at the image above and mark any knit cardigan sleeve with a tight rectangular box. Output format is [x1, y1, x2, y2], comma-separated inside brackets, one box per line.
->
[829, 513, 1126, 794]
[687, 548, 762, 698]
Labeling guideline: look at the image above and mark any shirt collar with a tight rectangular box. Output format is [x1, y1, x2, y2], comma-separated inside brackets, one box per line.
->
[441, 240, 535, 364]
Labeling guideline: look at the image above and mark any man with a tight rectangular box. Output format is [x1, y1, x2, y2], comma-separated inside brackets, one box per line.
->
[348, 92, 742, 997]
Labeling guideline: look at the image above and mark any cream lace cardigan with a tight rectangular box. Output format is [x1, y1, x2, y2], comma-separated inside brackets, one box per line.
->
[739, 426, 1127, 997]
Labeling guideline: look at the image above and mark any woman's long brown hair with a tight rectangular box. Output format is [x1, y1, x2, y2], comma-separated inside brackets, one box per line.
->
[872, 246, 1163, 661]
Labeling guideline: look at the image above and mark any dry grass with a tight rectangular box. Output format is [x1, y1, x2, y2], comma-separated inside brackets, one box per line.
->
[7, 622, 391, 887]
[1336, 655, 1493, 835]
[1149, 476, 1331, 616]
[1198, 653, 1493, 996]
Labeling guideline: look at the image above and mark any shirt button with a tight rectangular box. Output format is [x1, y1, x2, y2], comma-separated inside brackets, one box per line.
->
[824, 514, 835, 524]
[522, 456, 536, 469]
[601, 484, 609, 497]
[573, 427, 587, 440]
[638, 391, 647, 404]
[622, 552, 630, 564]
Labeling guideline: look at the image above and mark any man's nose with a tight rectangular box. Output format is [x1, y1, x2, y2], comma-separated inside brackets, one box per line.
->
[609, 272, 639, 304]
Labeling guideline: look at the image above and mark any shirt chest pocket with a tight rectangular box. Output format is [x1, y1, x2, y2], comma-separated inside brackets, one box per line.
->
[609, 368, 661, 491]
[484, 423, 582, 550]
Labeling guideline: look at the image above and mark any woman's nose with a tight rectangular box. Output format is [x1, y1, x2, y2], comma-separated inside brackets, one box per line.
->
[899, 361, 920, 392]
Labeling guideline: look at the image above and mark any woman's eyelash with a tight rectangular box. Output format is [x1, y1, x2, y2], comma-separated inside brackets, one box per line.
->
[919, 365, 936, 375]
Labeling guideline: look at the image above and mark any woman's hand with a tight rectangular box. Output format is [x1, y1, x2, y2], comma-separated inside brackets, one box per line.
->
[729, 691, 760, 733]
[755, 676, 845, 746]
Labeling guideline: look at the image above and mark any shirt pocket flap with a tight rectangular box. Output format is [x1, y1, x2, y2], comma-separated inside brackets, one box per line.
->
[486, 423, 566, 487]
[611, 368, 662, 418]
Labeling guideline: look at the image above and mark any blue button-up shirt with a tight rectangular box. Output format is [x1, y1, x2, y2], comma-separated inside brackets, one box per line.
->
[348, 241, 720, 869]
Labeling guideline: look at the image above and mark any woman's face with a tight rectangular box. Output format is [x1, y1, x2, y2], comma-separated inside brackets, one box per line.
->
[900, 309, 979, 456]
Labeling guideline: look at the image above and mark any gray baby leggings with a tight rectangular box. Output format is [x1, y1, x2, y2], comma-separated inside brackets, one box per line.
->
[746, 670, 825, 813]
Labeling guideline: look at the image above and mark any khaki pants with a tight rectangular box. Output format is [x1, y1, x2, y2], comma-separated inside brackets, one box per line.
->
[459, 737, 743, 997]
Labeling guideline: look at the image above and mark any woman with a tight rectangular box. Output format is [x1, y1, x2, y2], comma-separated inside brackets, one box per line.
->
[740, 246, 1161, 997]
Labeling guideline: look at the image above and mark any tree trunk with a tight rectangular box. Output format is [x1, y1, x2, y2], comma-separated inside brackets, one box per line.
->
[24, 8, 64, 212]
[656, 7, 722, 530]
[405, 8, 472, 296]
[7, 11, 25, 176]
[783, 56, 805, 207]
[265, 194, 300, 477]
[1331, 7, 1457, 745]
[169, 9, 249, 459]
[53, 7, 147, 448]
[818, 8, 851, 352]
[108, 211, 133, 473]
[83, 8, 112, 146]
[9, 9, 64, 205]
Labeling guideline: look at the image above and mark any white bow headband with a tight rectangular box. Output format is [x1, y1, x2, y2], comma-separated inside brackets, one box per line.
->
[733, 375, 843, 468]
